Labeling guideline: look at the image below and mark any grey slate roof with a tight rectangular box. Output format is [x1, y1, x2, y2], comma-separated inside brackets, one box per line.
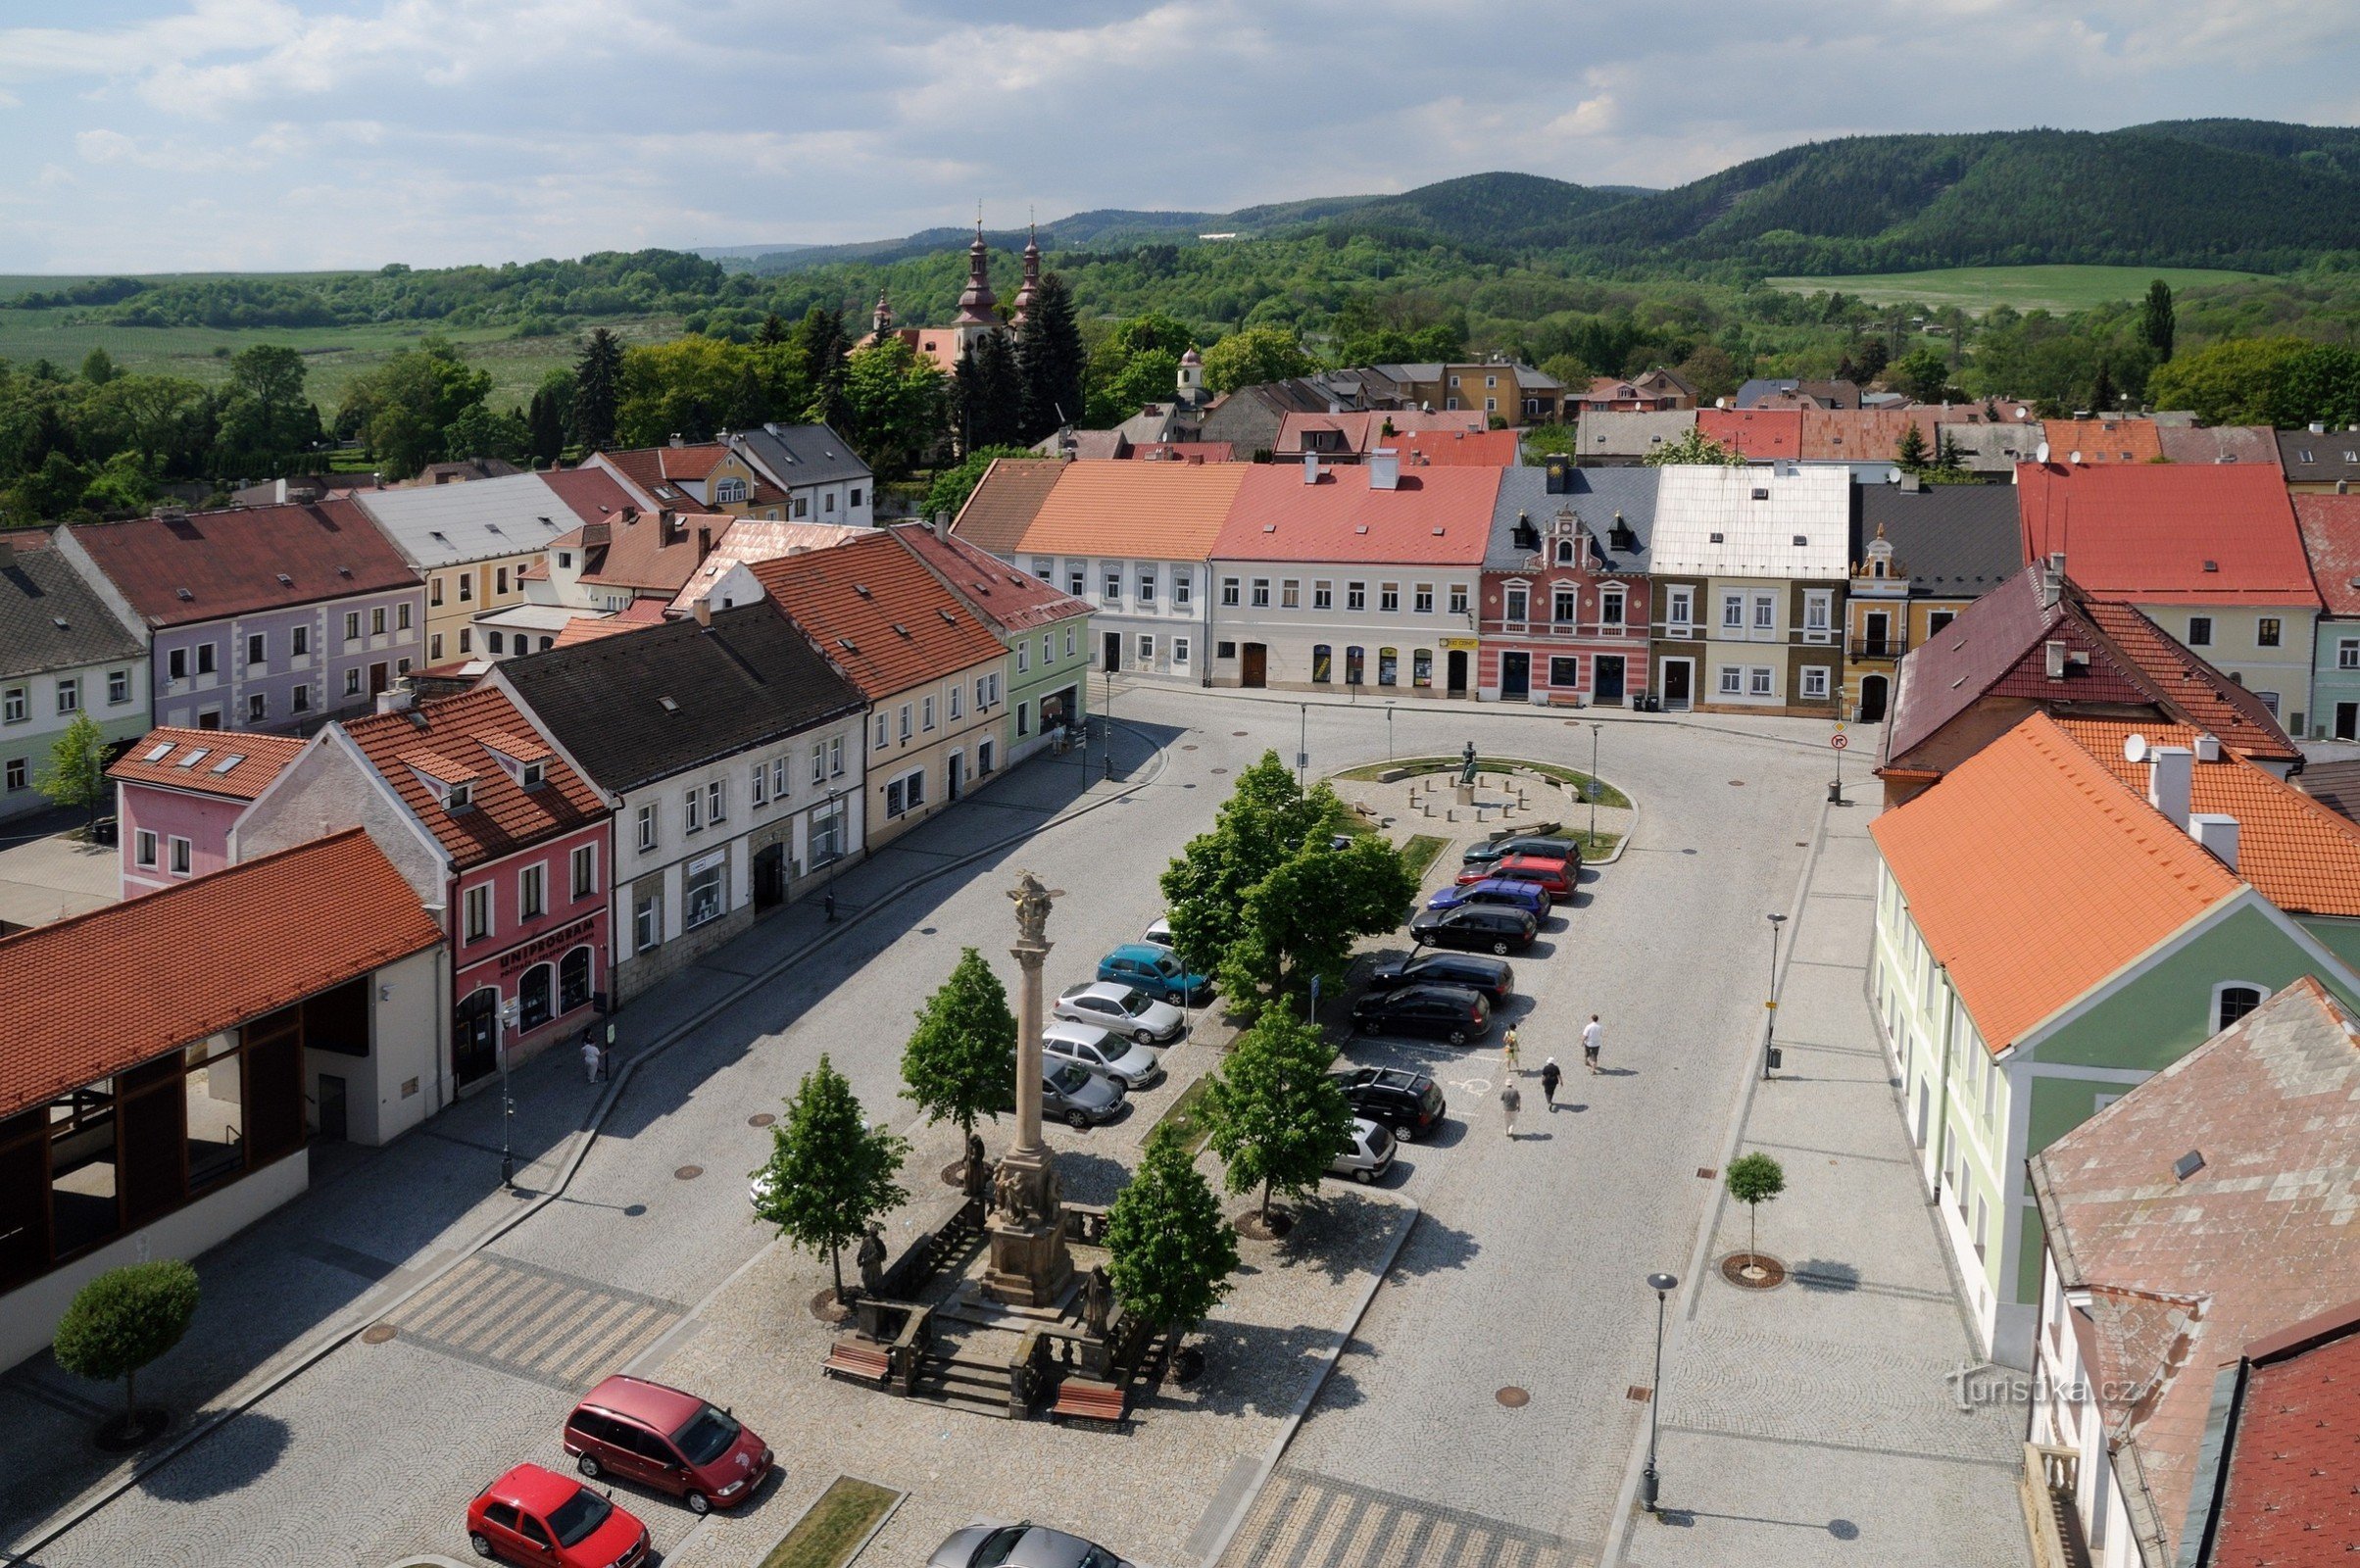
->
[354, 473, 589, 569]
[730, 423, 873, 491]
[1576, 409, 1695, 458]
[1853, 483, 2025, 598]
[494, 603, 864, 794]
[0, 546, 144, 679]
[1486, 467, 1658, 572]
[2276, 428, 2360, 487]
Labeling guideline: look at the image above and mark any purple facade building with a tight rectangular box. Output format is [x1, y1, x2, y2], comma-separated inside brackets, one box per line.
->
[58, 501, 425, 734]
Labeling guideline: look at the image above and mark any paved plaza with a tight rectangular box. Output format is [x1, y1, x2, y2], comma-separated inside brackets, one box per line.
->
[0, 687, 2031, 1568]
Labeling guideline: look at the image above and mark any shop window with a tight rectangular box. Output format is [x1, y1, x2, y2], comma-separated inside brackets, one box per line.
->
[1345, 646, 1366, 684]
[1412, 649, 1433, 687]
[560, 947, 593, 1013]
[1378, 647, 1399, 686]
[684, 858, 726, 928]
[1311, 645, 1332, 683]
[518, 964, 554, 1031]
[1549, 657, 1580, 687]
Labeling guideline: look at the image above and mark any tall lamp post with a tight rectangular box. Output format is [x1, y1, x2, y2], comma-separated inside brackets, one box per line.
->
[1298, 702, 1309, 785]
[1103, 667, 1115, 780]
[1763, 911, 1788, 1078]
[498, 998, 520, 1189]
[1642, 1270, 1678, 1512]
[1588, 721, 1602, 842]
[1386, 702, 1396, 761]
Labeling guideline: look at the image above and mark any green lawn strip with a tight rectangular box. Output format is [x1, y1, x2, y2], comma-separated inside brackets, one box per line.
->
[1150, 1072, 1216, 1155]
[758, 1476, 901, 1568]
[1398, 834, 1448, 880]
[1333, 755, 1629, 808]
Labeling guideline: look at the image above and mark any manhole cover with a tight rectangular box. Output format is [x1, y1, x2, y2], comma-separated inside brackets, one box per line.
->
[675, 1164, 704, 1181]
[1496, 1386, 1530, 1408]
[748, 1113, 774, 1127]
[1182, 744, 1199, 752]
[361, 1323, 397, 1345]
[1626, 1385, 1651, 1403]
[1232, 730, 1250, 736]
[1696, 1167, 1717, 1179]
[1209, 767, 1227, 775]
[1728, 779, 1745, 787]
[1720, 1251, 1789, 1290]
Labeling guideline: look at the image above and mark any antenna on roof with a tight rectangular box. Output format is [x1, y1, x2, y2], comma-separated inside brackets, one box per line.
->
[2123, 733, 2149, 764]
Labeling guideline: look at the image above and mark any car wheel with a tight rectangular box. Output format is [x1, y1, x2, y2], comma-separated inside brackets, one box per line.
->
[1491, 939, 1510, 955]
[1447, 1027, 1468, 1046]
[1068, 1109, 1090, 1129]
[686, 1491, 712, 1517]
[577, 1452, 602, 1481]
[1357, 1016, 1377, 1035]
[1352, 1167, 1374, 1184]
[1393, 1120, 1416, 1144]
[469, 1533, 495, 1560]
[1134, 1028, 1155, 1046]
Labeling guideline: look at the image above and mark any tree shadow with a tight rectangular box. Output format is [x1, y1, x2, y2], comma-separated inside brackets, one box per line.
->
[137, 1413, 291, 1503]
[1174, 1320, 1376, 1420]
[1792, 1258, 1862, 1293]
[1048, 1150, 1133, 1207]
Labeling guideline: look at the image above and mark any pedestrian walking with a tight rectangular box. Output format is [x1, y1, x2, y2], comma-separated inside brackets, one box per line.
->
[1500, 1079, 1522, 1138]
[579, 1033, 603, 1085]
[1501, 1025, 1521, 1075]
[1582, 1013, 1603, 1073]
[1541, 1056, 1561, 1110]
[824, 889, 837, 923]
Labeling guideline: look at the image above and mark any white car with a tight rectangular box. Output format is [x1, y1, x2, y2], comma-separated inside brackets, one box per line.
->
[1055, 981, 1186, 1045]
[1041, 1021, 1164, 1091]
[1142, 915, 1174, 950]
[1327, 1117, 1397, 1184]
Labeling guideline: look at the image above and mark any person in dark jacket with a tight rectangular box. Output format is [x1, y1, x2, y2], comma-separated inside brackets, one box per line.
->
[1541, 1056, 1562, 1111]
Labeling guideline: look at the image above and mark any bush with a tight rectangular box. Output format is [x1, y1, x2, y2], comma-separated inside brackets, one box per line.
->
[53, 1259, 201, 1421]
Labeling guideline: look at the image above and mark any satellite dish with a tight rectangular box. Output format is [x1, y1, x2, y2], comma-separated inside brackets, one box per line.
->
[2123, 733, 2149, 764]
[2069, 450, 2085, 466]
[2035, 441, 2051, 464]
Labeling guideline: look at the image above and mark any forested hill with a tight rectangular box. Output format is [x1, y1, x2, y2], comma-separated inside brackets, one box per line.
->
[738, 121, 2360, 277]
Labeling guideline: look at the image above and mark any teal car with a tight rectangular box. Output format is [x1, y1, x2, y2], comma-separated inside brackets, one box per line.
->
[1097, 943, 1213, 1006]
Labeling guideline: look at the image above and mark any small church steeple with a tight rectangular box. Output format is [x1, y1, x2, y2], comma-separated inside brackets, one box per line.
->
[1012, 220, 1043, 326]
[871, 285, 893, 337]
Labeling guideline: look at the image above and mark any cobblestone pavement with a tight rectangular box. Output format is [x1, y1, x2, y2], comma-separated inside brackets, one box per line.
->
[1619, 800, 2027, 1568]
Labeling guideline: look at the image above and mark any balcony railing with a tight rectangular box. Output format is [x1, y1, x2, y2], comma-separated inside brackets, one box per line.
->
[2019, 1444, 2091, 1568]
[1849, 635, 1908, 661]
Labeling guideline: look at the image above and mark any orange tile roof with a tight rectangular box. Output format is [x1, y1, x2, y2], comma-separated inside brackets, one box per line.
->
[949, 457, 1067, 557]
[747, 531, 1005, 701]
[1387, 429, 1522, 467]
[1870, 712, 2242, 1054]
[1696, 408, 1801, 460]
[1214, 465, 1500, 565]
[2021, 462, 2319, 606]
[343, 688, 605, 868]
[887, 523, 1092, 634]
[2079, 601, 2301, 762]
[1011, 460, 1252, 562]
[554, 509, 731, 594]
[2052, 718, 2360, 917]
[107, 726, 305, 802]
[1800, 407, 1921, 463]
[2042, 417, 2164, 465]
[0, 829, 442, 1118]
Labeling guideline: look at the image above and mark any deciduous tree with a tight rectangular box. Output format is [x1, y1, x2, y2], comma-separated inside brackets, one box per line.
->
[900, 947, 1017, 1144]
[34, 710, 106, 830]
[1159, 752, 1341, 990]
[53, 1259, 200, 1437]
[1724, 1152, 1787, 1262]
[1200, 326, 1313, 395]
[840, 337, 947, 481]
[1106, 1123, 1237, 1335]
[1221, 831, 1420, 1017]
[1642, 427, 1745, 466]
[753, 1055, 909, 1302]
[1200, 1010, 1353, 1223]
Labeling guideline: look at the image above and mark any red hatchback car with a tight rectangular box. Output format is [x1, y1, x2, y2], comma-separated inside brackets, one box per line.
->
[467, 1461, 649, 1568]
[1463, 853, 1574, 900]
[564, 1375, 772, 1515]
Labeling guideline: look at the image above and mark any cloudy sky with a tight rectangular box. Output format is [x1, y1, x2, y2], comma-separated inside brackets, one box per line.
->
[1, 0, 2353, 273]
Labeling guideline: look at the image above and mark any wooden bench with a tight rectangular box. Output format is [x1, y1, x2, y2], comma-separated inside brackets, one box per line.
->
[1050, 1377, 1128, 1427]
[821, 1340, 891, 1384]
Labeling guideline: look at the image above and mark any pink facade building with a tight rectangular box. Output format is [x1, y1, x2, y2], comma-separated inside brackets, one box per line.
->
[107, 728, 304, 898]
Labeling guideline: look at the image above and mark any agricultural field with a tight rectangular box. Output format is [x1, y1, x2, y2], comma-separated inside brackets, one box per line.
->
[1768, 263, 2268, 316]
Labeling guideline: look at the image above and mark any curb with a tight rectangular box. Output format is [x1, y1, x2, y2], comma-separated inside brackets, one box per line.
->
[2, 725, 1175, 1567]
[1595, 789, 1835, 1568]
[1192, 1192, 1422, 1568]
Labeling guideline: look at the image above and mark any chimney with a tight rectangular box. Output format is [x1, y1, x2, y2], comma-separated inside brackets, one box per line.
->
[1899, 470, 1921, 493]
[696, 524, 713, 561]
[375, 684, 416, 715]
[1303, 451, 1321, 485]
[691, 595, 713, 629]
[2044, 639, 2068, 679]
[660, 508, 678, 541]
[2310, 421, 2328, 435]
[932, 510, 950, 542]
[2040, 551, 2065, 609]
[1369, 448, 1401, 491]
[2193, 733, 2222, 762]
[2147, 744, 2193, 829]
[1544, 453, 1571, 495]
[273, 477, 290, 505]
[669, 432, 685, 447]
[621, 505, 639, 525]
[2189, 812, 2239, 869]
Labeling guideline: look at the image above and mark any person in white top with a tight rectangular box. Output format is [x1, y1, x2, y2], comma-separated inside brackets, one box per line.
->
[1582, 1014, 1603, 1074]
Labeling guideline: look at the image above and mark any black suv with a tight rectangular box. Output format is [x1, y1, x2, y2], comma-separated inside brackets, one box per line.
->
[1330, 1066, 1446, 1141]
[1351, 982, 1492, 1044]
[1366, 952, 1514, 1005]
[1407, 904, 1537, 955]
[1461, 835, 1584, 875]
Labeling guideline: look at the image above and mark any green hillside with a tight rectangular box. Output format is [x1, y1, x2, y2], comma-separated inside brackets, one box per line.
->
[1766, 264, 2266, 316]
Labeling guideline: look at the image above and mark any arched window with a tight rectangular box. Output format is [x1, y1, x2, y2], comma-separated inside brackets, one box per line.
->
[1554, 538, 1575, 564]
[518, 963, 554, 1032]
[1377, 648, 1399, 686]
[2212, 982, 2265, 1034]
[560, 946, 593, 1013]
[1344, 646, 1365, 685]
[1412, 649, 1434, 687]
[1310, 645, 1333, 683]
[487, 630, 505, 656]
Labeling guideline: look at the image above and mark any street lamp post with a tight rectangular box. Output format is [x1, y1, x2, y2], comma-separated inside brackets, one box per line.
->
[1642, 1270, 1678, 1512]
[498, 998, 519, 1189]
[1588, 721, 1602, 842]
[1386, 702, 1396, 761]
[1763, 911, 1788, 1078]
[1103, 667, 1114, 780]
[1298, 703, 1309, 784]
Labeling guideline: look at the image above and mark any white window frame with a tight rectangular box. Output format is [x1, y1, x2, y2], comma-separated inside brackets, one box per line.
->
[1751, 592, 1777, 634]
[1173, 636, 1192, 667]
[1803, 590, 1833, 639]
[1748, 665, 1774, 697]
[1138, 568, 1156, 606]
[1449, 583, 1469, 615]
[1668, 587, 1694, 631]
[1251, 578, 1271, 609]
[1413, 584, 1435, 614]
[751, 762, 767, 808]
[1720, 593, 1745, 631]
[684, 786, 703, 833]
[134, 829, 158, 868]
[1380, 583, 1401, 612]
[1801, 665, 1830, 699]
[1222, 577, 1242, 607]
[1137, 633, 1155, 662]
[1173, 573, 1192, 609]
[1717, 666, 1744, 696]
[637, 803, 658, 853]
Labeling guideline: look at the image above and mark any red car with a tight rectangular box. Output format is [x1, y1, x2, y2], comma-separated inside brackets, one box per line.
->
[564, 1375, 772, 1515]
[467, 1462, 649, 1568]
[1462, 853, 1574, 900]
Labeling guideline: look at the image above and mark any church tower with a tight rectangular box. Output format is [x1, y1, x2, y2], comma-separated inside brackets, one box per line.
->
[954, 220, 1000, 355]
[871, 286, 893, 338]
[1177, 346, 1205, 408]
[1011, 223, 1043, 326]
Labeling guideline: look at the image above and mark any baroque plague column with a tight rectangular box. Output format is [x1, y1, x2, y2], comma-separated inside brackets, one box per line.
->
[981, 871, 1074, 1307]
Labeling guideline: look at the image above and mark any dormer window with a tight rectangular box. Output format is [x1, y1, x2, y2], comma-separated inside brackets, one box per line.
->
[521, 760, 546, 789]
[446, 780, 473, 810]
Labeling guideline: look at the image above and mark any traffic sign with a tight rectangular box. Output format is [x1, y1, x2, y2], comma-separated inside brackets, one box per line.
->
[1829, 733, 1849, 751]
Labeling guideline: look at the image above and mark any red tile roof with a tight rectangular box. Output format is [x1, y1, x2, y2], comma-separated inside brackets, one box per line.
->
[747, 531, 1004, 701]
[2030, 977, 2360, 1566]
[0, 829, 442, 1118]
[1386, 429, 1522, 467]
[343, 688, 605, 868]
[593, 446, 785, 509]
[2209, 1299, 2360, 1568]
[2292, 492, 2360, 617]
[2020, 463, 2319, 607]
[949, 458, 1067, 557]
[886, 523, 1091, 634]
[535, 466, 644, 526]
[2052, 717, 2360, 916]
[2041, 417, 2164, 464]
[1121, 442, 1237, 464]
[107, 726, 305, 802]
[1800, 408, 1921, 463]
[1696, 408, 1801, 460]
[1213, 465, 1500, 565]
[555, 509, 731, 594]
[67, 500, 420, 628]
[2080, 601, 2303, 761]
[1870, 712, 2243, 1054]
[1273, 410, 1487, 455]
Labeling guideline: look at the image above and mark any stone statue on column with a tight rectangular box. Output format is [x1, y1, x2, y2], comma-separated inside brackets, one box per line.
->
[981, 870, 1074, 1307]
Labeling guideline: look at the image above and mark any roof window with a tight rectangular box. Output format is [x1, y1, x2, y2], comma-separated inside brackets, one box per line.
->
[1751, 488, 1769, 500]
[175, 587, 194, 602]
[445, 779, 472, 810]
[2202, 560, 2219, 572]
[275, 572, 293, 587]
[853, 584, 872, 598]
[892, 623, 911, 637]
[1708, 532, 1725, 544]
[212, 753, 244, 774]
[143, 742, 173, 762]
[837, 637, 858, 653]
[1793, 535, 1808, 547]
[176, 748, 210, 769]
[938, 608, 957, 624]
[2173, 1149, 2205, 1182]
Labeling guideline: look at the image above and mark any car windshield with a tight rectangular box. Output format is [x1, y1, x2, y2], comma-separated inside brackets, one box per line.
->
[1113, 988, 1153, 1015]
[974, 1527, 1029, 1567]
[1080, 1549, 1122, 1568]
[1050, 1063, 1091, 1093]
[671, 1404, 739, 1466]
[545, 1488, 613, 1547]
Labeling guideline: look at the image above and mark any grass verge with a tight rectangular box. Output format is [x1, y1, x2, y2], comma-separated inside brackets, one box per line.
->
[1335, 755, 1630, 808]
[1399, 834, 1448, 880]
[1150, 1073, 1216, 1156]
[758, 1476, 900, 1568]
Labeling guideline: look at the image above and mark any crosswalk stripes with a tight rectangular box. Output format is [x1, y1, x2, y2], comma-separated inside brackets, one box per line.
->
[380, 1251, 685, 1391]
[1223, 1467, 1586, 1568]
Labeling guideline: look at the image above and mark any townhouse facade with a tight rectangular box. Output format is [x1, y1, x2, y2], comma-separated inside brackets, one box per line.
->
[1646, 464, 1849, 715]
[1478, 461, 1654, 707]
[240, 688, 614, 1088]
[108, 728, 303, 897]
[2019, 462, 2325, 735]
[491, 606, 868, 1004]
[1206, 457, 1499, 696]
[745, 532, 1008, 851]
[1868, 713, 2360, 1368]
[1844, 480, 2022, 724]
[965, 459, 1248, 686]
[0, 544, 148, 820]
[59, 501, 423, 735]
[888, 521, 1093, 766]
